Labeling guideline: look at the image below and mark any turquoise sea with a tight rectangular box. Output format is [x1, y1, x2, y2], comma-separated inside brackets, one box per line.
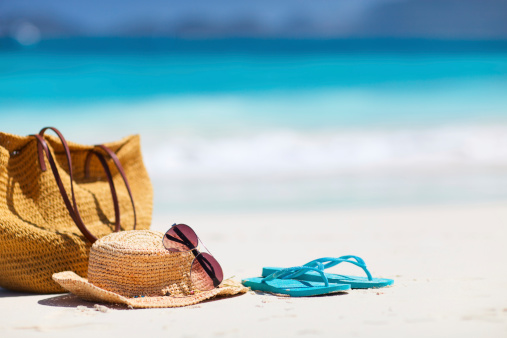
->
[1, 38, 507, 213]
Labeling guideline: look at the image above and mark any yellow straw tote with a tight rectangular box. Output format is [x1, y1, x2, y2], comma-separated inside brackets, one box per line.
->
[0, 127, 153, 293]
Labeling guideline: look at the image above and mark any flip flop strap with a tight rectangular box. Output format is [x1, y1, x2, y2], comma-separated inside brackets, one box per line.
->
[303, 256, 373, 281]
[262, 266, 330, 287]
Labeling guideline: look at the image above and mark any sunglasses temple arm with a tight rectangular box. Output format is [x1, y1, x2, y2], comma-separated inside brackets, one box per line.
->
[171, 225, 221, 287]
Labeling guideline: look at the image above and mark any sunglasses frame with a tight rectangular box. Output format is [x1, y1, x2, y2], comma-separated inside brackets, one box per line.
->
[163, 223, 223, 290]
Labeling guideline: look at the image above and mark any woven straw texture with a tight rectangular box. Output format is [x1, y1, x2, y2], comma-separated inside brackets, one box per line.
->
[0, 131, 153, 293]
[53, 230, 247, 308]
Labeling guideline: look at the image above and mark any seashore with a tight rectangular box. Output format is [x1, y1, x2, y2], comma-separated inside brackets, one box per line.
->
[0, 201, 506, 337]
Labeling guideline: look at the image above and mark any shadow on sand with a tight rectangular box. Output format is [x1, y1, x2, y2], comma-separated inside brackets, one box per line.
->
[0, 287, 44, 298]
[38, 293, 129, 309]
[251, 290, 349, 298]
[38, 291, 247, 310]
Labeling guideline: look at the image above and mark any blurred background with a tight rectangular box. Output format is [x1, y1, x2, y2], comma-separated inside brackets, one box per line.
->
[1, 0, 507, 215]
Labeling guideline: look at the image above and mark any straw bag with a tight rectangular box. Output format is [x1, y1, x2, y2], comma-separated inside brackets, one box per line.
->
[0, 127, 153, 293]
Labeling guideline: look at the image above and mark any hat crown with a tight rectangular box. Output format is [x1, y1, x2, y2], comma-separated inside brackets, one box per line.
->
[88, 230, 194, 297]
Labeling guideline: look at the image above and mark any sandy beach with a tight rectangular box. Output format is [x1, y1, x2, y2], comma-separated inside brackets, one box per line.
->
[1, 201, 506, 338]
[2, 3, 507, 336]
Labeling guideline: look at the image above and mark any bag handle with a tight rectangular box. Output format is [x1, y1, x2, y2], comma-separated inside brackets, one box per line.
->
[31, 127, 135, 243]
[84, 149, 121, 233]
[32, 129, 102, 243]
[84, 145, 137, 231]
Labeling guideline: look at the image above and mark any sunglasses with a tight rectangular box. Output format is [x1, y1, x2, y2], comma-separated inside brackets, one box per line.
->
[162, 223, 224, 291]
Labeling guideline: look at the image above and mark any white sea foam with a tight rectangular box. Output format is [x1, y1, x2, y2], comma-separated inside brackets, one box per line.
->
[7, 96, 507, 180]
[144, 124, 507, 182]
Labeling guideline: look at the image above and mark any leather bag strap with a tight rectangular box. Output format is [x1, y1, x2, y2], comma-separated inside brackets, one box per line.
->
[84, 150, 121, 233]
[31, 127, 125, 243]
[85, 144, 137, 230]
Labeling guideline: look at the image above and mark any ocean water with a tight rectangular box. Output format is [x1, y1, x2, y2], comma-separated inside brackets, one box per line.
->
[1, 38, 507, 213]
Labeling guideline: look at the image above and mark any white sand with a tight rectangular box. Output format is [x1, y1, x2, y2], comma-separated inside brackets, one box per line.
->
[1, 202, 506, 337]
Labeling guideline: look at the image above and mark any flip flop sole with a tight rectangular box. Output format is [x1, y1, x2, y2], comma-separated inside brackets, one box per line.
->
[262, 267, 394, 289]
[241, 277, 350, 297]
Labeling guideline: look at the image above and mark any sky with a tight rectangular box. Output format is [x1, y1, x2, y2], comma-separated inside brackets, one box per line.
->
[1, 0, 507, 39]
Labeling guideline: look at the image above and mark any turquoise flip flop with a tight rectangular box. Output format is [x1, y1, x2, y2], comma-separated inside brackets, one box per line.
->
[262, 256, 394, 289]
[242, 266, 351, 297]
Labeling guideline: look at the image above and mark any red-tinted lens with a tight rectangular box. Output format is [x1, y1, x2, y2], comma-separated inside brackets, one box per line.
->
[190, 253, 224, 291]
[163, 224, 199, 252]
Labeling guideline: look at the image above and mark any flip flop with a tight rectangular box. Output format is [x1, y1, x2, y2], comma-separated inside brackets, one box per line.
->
[242, 265, 351, 297]
[262, 256, 394, 289]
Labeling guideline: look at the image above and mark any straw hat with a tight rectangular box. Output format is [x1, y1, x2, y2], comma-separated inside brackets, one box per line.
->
[52, 230, 247, 308]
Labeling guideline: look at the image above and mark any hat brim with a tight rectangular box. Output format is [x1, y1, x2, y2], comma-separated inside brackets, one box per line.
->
[52, 271, 247, 308]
